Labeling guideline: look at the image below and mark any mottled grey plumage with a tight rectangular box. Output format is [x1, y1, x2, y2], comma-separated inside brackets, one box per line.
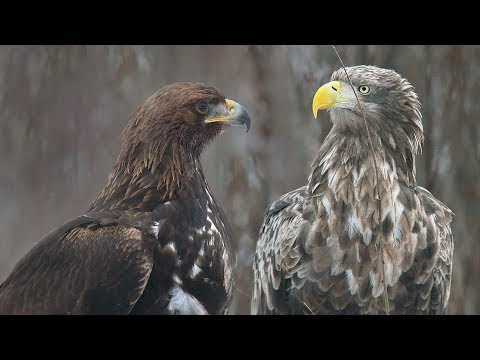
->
[252, 65, 454, 315]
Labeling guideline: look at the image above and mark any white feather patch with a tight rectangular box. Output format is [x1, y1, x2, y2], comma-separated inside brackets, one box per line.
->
[167, 286, 208, 315]
[345, 269, 359, 295]
[382, 208, 392, 222]
[363, 229, 372, 245]
[150, 221, 160, 237]
[346, 216, 361, 237]
[165, 242, 176, 253]
[222, 247, 232, 290]
[191, 264, 202, 277]
[393, 226, 402, 241]
[352, 168, 359, 187]
[207, 214, 219, 234]
[321, 196, 331, 214]
[381, 162, 390, 179]
[173, 273, 182, 286]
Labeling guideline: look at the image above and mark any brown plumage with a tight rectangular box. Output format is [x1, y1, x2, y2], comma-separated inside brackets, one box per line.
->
[252, 65, 454, 315]
[0, 82, 250, 315]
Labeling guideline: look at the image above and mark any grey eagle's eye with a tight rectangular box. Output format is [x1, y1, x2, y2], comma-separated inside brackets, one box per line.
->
[196, 101, 209, 114]
[358, 85, 370, 94]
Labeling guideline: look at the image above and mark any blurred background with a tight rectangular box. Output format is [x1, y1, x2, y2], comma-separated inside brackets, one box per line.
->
[0, 45, 478, 314]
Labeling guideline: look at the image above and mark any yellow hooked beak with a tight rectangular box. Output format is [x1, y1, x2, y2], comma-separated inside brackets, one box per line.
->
[312, 80, 344, 119]
[204, 99, 251, 132]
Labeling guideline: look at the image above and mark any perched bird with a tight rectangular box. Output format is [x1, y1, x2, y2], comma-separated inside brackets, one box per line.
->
[252, 65, 454, 315]
[0, 82, 250, 315]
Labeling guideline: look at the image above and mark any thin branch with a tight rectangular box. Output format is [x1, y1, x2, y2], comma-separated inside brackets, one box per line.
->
[424, 45, 434, 191]
[331, 45, 390, 315]
[235, 286, 252, 301]
[296, 293, 315, 315]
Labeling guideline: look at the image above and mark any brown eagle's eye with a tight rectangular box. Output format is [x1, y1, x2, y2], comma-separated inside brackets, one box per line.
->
[196, 101, 209, 114]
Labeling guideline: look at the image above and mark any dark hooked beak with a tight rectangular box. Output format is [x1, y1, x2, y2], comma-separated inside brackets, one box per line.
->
[204, 99, 251, 132]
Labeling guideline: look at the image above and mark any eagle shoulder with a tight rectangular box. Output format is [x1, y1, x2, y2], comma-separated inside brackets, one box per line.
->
[0, 211, 156, 315]
[398, 186, 454, 314]
[253, 186, 315, 314]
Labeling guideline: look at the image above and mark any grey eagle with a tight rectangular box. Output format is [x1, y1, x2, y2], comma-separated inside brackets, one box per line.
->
[252, 65, 454, 315]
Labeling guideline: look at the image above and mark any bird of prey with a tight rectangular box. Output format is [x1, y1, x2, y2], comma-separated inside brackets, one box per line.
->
[252, 65, 454, 315]
[0, 82, 250, 315]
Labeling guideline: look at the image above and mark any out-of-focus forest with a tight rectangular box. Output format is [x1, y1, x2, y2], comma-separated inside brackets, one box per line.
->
[0, 45, 478, 314]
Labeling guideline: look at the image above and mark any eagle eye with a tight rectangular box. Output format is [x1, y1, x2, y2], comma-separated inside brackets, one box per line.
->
[358, 85, 370, 94]
[196, 101, 209, 114]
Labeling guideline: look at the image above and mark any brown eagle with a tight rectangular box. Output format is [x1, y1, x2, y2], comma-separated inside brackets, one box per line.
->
[252, 65, 454, 315]
[0, 82, 250, 315]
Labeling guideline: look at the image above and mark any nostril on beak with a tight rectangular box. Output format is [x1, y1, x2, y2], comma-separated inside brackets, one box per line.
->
[332, 86, 337, 91]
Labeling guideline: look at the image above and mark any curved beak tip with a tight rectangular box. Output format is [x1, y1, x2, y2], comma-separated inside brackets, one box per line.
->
[228, 101, 251, 133]
[205, 99, 251, 133]
[242, 111, 251, 133]
[312, 81, 341, 119]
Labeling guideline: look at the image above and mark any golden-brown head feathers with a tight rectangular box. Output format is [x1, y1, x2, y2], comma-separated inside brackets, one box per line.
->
[89, 82, 250, 210]
[120, 82, 228, 174]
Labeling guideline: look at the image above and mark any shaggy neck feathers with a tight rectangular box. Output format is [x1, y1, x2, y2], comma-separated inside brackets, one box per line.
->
[88, 115, 210, 213]
[307, 116, 422, 237]
[310, 107, 423, 193]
